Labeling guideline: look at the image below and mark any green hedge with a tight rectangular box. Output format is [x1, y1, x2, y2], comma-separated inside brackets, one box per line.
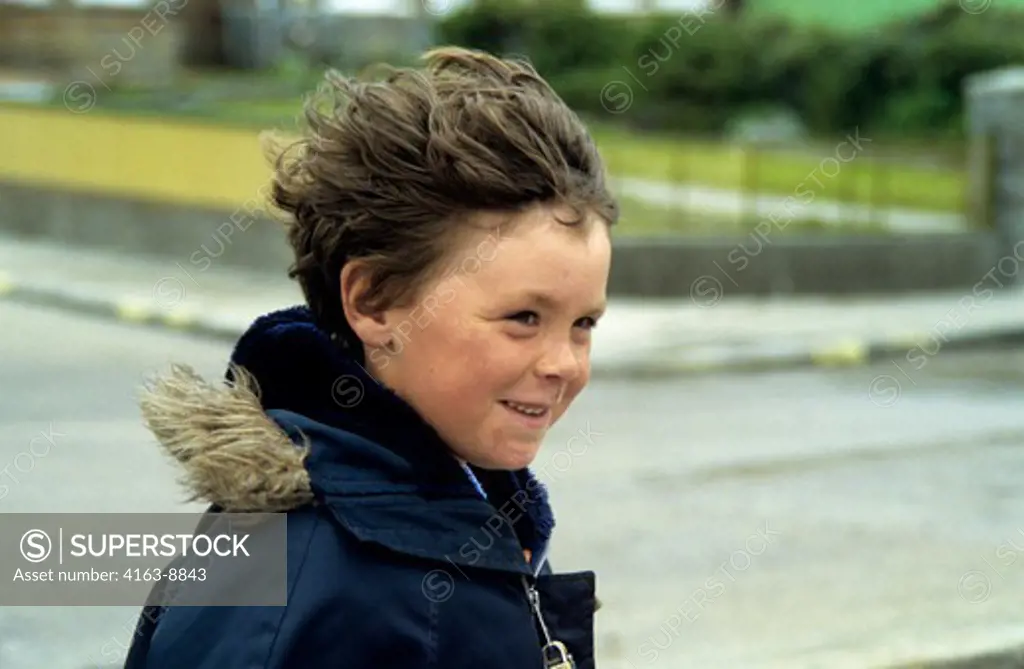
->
[436, 0, 1024, 137]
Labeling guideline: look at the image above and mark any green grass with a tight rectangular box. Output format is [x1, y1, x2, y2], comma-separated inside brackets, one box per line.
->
[588, 123, 967, 214]
[748, 0, 1024, 32]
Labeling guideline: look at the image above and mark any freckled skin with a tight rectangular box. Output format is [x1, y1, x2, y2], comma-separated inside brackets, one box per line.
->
[368, 204, 612, 470]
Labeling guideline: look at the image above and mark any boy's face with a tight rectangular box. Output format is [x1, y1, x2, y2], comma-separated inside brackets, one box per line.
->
[367, 203, 611, 471]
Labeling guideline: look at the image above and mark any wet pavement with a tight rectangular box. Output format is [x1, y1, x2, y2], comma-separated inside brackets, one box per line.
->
[3, 301, 1024, 668]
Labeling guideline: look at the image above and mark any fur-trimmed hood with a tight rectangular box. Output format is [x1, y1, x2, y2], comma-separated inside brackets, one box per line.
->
[138, 306, 555, 562]
[140, 362, 313, 513]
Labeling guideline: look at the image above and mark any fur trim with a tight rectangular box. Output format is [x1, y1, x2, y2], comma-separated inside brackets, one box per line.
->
[139, 363, 313, 513]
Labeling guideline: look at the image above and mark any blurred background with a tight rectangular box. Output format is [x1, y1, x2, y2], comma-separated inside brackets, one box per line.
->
[5, 0, 1024, 667]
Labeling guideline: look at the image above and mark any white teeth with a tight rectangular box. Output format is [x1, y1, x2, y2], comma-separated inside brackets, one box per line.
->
[505, 401, 546, 416]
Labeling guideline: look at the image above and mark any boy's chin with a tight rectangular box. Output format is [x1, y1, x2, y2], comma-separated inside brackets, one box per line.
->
[466, 440, 543, 471]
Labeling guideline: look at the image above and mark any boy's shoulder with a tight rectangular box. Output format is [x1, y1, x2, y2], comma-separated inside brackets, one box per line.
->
[131, 505, 434, 668]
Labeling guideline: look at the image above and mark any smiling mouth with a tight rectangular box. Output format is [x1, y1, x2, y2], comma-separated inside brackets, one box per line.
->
[499, 400, 551, 418]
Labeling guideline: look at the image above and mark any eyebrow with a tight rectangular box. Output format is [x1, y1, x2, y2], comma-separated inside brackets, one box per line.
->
[522, 291, 607, 317]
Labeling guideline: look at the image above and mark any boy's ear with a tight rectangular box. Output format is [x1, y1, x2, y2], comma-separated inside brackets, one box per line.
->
[339, 261, 390, 348]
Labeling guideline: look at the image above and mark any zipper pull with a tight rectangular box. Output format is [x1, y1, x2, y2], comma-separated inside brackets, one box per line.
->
[522, 576, 575, 669]
[542, 641, 574, 669]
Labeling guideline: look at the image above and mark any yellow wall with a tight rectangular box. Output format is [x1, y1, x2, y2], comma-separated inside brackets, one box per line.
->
[0, 104, 280, 210]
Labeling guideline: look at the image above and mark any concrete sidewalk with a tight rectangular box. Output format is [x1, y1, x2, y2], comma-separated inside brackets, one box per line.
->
[2, 235, 1024, 377]
[613, 177, 966, 233]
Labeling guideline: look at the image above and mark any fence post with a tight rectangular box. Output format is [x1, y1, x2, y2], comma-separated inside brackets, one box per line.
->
[967, 132, 997, 230]
[875, 154, 890, 231]
[742, 143, 758, 230]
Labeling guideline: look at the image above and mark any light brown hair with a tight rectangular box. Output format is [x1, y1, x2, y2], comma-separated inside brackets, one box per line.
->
[270, 46, 618, 351]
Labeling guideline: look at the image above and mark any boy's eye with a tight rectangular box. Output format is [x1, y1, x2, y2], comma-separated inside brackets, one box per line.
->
[509, 311, 540, 326]
[507, 312, 598, 330]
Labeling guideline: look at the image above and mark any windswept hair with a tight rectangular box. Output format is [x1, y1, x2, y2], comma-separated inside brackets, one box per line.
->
[270, 46, 618, 350]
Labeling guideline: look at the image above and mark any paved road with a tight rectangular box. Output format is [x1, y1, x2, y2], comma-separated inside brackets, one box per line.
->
[3, 302, 1024, 668]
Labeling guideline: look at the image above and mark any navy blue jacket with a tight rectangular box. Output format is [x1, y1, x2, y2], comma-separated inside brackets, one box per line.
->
[122, 307, 597, 669]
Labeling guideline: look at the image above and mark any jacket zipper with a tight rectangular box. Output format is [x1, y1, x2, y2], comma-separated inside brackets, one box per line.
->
[524, 550, 554, 646]
[522, 574, 574, 668]
[522, 575, 555, 648]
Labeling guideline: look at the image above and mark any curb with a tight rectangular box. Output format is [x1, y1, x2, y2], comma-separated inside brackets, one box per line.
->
[885, 643, 1024, 669]
[591, 325, 1024, 380]
[0, 279, 242, 344]
[4, 278, 1024, 379]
